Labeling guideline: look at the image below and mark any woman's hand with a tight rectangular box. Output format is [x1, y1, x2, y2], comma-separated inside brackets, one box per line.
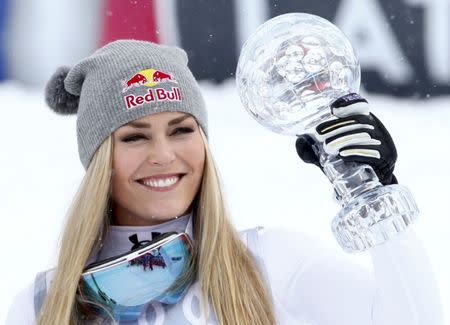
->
[295, 94, 398, 186]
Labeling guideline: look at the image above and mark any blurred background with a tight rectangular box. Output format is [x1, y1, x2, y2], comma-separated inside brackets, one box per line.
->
[0, 0, 449, 323]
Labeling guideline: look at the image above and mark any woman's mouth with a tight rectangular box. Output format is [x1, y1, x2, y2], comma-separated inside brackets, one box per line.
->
[137, 174, 185, 192]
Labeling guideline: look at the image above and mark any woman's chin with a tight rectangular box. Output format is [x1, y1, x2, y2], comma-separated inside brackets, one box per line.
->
[138, 208, 190, 224]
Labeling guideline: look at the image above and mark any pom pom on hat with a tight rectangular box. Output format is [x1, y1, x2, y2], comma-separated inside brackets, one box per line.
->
[45, 66, 79, 115]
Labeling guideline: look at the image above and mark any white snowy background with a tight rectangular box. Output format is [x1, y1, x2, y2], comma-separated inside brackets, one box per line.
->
[0, 81, 449, 323]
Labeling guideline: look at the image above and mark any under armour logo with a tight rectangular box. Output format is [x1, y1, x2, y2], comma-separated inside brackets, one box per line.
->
[128, 232, 163, 250]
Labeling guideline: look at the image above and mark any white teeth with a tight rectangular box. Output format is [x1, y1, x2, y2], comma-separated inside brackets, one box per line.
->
[142, 176, 180, 188]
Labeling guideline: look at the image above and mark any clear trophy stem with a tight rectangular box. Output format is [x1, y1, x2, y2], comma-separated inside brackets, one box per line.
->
[316, 143, 420, 253]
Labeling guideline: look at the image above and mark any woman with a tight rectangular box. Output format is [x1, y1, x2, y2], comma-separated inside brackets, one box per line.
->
[6, 40, 443, 325]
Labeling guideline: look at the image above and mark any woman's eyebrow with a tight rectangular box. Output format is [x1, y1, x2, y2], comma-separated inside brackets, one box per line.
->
[168, 114, 191, 125]
[126, 114, 191, 129]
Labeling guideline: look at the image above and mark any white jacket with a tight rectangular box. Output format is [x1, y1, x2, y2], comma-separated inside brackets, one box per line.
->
[6, 213, 443, 324]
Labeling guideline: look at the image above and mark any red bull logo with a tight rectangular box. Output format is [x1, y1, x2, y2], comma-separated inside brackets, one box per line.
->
[125, 73, 147, 90]
[152, 70, 172, 82]
[122, 68, 182, 110]
[123, 68, 177, 92]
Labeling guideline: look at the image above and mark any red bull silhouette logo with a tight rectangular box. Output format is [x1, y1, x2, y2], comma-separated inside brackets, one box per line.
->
[125, 73, 147, 90]
[153, 70, 172, 82]
[123, 68, 177, 92]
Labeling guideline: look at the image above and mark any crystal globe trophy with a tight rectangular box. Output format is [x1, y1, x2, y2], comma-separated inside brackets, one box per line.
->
[236, 13, 419, 252]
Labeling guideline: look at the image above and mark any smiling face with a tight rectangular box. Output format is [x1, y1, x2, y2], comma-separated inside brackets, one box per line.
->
[111, 112, 206, 226]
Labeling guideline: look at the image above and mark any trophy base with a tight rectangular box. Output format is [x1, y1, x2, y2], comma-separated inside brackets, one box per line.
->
[332, 185, 419, 253]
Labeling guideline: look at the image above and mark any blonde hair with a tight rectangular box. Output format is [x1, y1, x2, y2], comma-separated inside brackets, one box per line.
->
[37, 128, 276, 325]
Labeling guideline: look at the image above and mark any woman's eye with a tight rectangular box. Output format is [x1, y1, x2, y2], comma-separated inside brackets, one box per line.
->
[120, 127, 193, 142]
[121, 134, 146, 142]
[171, 127, 194, 135]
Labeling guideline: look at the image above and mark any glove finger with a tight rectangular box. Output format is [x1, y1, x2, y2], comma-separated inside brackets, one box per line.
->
[370, 113, 397, 153]
[316, 114, 373, 137]
[338, 145, 385, 169]
[340, 147, 398, 185]
[331, 94, 369, 117]
[331, 113, 396, 164]
[296, 136, 320, 166]
[325, 126, 379, 145]
[324, 130, 381, 155]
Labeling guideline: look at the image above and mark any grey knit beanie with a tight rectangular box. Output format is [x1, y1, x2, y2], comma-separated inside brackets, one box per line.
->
[45, 39, 208, 170]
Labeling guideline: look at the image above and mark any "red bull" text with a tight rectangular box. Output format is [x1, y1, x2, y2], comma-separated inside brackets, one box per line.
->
[124, 87, 182, 109]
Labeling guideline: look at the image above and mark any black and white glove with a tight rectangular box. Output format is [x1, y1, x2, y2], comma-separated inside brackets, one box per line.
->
[295, 94, 398, 186]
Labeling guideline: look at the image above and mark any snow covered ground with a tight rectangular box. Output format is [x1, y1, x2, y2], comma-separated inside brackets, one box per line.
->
[1, 81, 449, 323]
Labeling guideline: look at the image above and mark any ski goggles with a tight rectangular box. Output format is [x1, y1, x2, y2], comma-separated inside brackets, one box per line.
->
[78, 232, 195, 322]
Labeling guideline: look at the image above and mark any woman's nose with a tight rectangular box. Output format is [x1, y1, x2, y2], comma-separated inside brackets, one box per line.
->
[146, 140, 176, 166]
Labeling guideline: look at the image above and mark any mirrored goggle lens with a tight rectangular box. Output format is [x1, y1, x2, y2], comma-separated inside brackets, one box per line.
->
[78, 233, 194, 322]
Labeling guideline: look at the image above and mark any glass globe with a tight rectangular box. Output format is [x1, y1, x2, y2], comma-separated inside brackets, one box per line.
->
[236, 13, 361, 135]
